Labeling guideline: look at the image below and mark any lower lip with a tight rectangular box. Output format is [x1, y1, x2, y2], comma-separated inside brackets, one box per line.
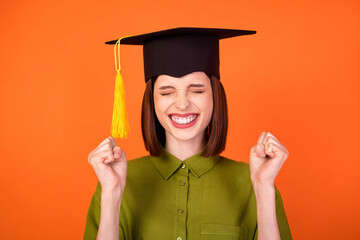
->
[169, 115, 199, 129]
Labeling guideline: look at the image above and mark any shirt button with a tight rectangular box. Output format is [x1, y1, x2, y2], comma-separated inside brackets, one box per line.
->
[177, 208, 184, 215]
[179, 180, 185, 186]
[181, 163, 186, 168]
[176, 237, 182, 240]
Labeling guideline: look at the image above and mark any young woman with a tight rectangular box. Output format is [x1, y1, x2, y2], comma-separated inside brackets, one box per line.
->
[84, 28, 292, 240]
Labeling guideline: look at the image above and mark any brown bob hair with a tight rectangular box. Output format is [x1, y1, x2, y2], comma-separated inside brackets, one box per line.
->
[141, 74, 228, 157]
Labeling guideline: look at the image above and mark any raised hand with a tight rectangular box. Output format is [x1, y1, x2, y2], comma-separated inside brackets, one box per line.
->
[249, 132, 289, 189]
[88, 136, 127, 194]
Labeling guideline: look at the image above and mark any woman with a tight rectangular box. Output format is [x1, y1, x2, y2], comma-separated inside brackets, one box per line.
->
[84, 28, 292, 240]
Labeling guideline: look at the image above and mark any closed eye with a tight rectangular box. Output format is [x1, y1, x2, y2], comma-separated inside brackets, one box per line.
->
[189, 87, 205, 94]
[158, 85, 175, 96]
[160, 92, 175, 96]
[188, 84, 206, 94]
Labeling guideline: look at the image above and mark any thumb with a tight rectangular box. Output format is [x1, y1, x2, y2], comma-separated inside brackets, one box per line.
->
[255, 144, 266, 158]
[113, 146, 122, 159]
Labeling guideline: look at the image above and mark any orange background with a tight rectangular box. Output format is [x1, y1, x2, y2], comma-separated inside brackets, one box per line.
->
[1, 0, 359, 239]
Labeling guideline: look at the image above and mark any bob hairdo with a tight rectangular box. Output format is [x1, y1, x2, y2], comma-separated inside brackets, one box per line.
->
[141, 74, 228, 157]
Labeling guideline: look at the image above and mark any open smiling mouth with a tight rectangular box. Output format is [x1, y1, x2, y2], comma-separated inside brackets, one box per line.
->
[169, 113, 199, 128]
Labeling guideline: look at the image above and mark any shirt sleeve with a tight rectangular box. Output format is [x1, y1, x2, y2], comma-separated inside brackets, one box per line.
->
[253, 186, 292, 240]
[83, 181, 126, 240]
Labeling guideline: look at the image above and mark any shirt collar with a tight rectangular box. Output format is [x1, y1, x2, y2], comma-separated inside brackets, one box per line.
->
[150, 146, 221, 180]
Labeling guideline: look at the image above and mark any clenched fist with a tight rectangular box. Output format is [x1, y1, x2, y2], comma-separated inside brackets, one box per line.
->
[249, 132, 289, 190]
[88, 136, 127, 194]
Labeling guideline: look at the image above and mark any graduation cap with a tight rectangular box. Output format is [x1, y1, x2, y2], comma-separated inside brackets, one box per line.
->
[106, 27, 256, 139]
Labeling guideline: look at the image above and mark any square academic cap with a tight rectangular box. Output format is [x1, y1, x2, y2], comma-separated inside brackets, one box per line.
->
[106, 27, 256, 139]
[106, 27, 256, 82]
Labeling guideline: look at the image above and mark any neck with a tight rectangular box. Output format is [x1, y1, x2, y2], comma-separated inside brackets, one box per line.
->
[165, 132, 206, 161]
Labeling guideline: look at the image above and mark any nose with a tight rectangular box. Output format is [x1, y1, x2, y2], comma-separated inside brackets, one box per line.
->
[175, 90, 190, 111]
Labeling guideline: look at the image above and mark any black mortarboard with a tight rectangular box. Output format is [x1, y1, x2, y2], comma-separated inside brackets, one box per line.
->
[106, 27, 256, 82]
[106, 27, 256, 139]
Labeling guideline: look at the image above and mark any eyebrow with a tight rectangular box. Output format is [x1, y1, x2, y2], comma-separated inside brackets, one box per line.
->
[188, 84, 205, 88]
[158, 85, 175, 90]
[158, 84, 205, 90]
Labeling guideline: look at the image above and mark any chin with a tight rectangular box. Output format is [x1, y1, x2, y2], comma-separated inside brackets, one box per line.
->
[168, 126, 205, 142]
[171, 132, 197, 141]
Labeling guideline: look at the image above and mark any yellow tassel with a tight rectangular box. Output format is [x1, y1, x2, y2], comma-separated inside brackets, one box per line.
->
[111, 37, 130, 139]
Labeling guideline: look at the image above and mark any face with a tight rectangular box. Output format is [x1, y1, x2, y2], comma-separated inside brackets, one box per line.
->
[153, 71, 214, 143]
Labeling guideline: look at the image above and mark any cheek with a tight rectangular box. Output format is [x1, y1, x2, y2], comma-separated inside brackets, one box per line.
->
[204, 94, 214, 122]
[193, 93, 213, 118]
[204, 101, 214, 121]
[154, 95, 171, 118]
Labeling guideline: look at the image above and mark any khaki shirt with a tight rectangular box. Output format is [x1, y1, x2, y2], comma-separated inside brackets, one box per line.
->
[84, 148, 292, 240]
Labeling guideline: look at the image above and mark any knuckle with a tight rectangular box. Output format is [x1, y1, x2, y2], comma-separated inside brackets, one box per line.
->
[251, 145, 258, 152]
[107, 151, 114, 160]
[265, 132, 273, 140]
[88, 158, 94, 166]
[268, 134, 276, 140]
[87, 152, 93, 164]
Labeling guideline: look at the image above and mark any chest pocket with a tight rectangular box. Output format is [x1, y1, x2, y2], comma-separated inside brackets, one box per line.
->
[200, 224, 248, 240]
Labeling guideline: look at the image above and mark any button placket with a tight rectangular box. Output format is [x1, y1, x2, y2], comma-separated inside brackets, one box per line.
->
[174, 168, 189, 240]
[179, 180, 186, 188]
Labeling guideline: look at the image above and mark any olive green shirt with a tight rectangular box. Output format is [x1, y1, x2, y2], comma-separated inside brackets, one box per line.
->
[84, 149, 292, 240]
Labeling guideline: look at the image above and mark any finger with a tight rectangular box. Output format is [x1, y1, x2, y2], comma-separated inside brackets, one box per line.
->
[109, 152, 127, 164]
[94, 139, 112, 152]
[108, 136, 117, 148]
[264, 132, 283, 149]
[96, 136, 117, 150]
[95, 142, 113, 152]
[113, 147, 121, 159]
[257, 131, 267, 145]
[260, 132, 283, 156]
[264, 136, 289, 157]
[96, 136, 117, 152]
[256, 131, 267, 157]
[97, 137, 113, 148]
[255, 144, 266, 158]
[264, 142, 288, 161]
[103, 151, 115, 164]
[264, 132, 279, 141]
[90, 150, 114, 165]
[113, 145, 123, 158]
[113, 145, 121, 152]
[263, 132, 289, 155]
[260, 132, 270, 147]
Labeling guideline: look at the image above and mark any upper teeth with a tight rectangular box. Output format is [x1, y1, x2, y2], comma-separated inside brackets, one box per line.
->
[171, 115, 197, 124]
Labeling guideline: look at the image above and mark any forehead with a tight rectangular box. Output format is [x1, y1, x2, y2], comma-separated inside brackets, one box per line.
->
[155, 71, 210, 88]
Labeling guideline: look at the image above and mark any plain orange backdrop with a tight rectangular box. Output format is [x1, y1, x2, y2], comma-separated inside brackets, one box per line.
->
[0, 0, 359, 239]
